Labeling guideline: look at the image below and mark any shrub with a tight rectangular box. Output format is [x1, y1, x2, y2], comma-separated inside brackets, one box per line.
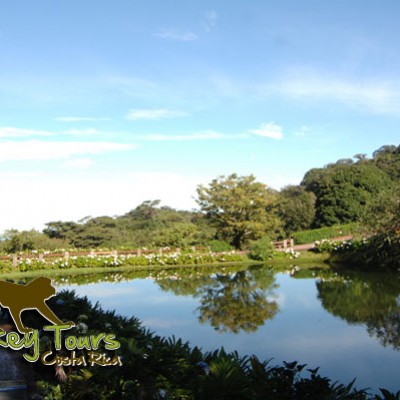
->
[248, 236, 274, 261]
[207, 240, 234, 252]
[313, 239, 337, 253]
[292, 223, 358, 244]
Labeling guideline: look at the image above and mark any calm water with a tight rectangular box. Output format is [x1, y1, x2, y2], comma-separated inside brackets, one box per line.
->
[56, 265, 400, 393]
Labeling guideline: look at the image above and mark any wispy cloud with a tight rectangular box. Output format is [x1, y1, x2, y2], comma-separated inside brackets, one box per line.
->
[145, 131, 227, 141]
[0, 141, 135, 161]
[204, 10, 218, 32]
[278, 74, 400, 116]
[145, 125, 284, 142]
[62, 158, 95, 169]
[63, 128, 99, 136]
[55, 117, 112, 122]
[0, 127, 53, 137]
[126, 108, 188, 120]
[249, 123, 284, 140]
[154, 30, 198, 42]
[293, 125, 310, 137]
[0, 126, 106, 138]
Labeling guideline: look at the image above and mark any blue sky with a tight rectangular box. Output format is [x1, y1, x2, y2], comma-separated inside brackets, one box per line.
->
[1, 1, 399, 231]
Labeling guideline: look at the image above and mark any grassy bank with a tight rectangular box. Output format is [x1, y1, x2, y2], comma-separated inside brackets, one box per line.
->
[0, 251, 330, 281]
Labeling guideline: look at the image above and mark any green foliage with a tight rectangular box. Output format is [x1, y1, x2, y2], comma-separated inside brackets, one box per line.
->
[331, 184, 400, 271]
[278, 185, 316, 235]
[331, 234, 400, 270]
[1, 250, 246, 273]
[207, 240, 234, 252]
[36, 381, 64, 400]
[151, 222, 213, 248]
[248, 236, 274, 261]
[41, 200, 214, 250]
[361, 188, 400, 236]
[302, 162, 393, 227]
[312, 239, 337, 253]
[292, 223, 358, 244]
[313, 239, 366, 254]
[372, 145, 400, 181]
[0, 229, 69, 253]
[196, 174, 283, 249]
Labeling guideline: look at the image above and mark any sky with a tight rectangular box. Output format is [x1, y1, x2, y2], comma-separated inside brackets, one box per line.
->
[1, 0, 399, 231]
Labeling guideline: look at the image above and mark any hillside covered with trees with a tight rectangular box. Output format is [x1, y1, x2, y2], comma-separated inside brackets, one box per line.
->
[1, 144, 399, 254]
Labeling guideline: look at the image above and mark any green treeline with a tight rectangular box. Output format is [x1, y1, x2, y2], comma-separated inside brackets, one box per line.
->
[1, 144, 399, 254]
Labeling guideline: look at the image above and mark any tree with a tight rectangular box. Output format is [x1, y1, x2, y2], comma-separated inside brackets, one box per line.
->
[196, 174, 282, 249]
[372, 144, 400, 180]
[302, 163, 393, 227]
[1, 229, 69, 253]
[151, 222, 213, 248]
[278, 185, 316, 235]
[361, 187, 400, 235]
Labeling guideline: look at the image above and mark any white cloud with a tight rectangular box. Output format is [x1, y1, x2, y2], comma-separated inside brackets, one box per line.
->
[55, 117, 111, 122]
[0, 126, 103, 138]
[0, 127, 53, 137]
[0, 141, 135, 161]
[63, 128, 99, 136]
[293, 125, 310, 137]
[249, 122, 284, 140]
[144, 131, 249, 141]
[0, 172, 201, 231]
[204, 10, 218, 32]
[154, 30, 198, 42]
[145, 131, 225, 141]
[62, 158, 95, 169]
[126, 108, 188, 120]
[278, 74, 400, 116]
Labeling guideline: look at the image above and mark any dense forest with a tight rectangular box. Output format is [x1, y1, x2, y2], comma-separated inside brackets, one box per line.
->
[1, 144, 399, 253]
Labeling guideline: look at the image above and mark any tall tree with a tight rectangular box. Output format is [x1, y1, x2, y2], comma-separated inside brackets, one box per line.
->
[302, 163, 393, 227]
[372, 144, 400, 180]
[278, 185, 316, 235]
[196, 174, 281, 249]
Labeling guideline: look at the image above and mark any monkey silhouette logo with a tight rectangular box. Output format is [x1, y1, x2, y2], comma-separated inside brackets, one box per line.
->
[0, 277, 75, 334]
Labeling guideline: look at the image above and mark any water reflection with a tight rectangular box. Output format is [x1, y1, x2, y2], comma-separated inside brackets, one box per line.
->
[156, 266, 279, 333]
[316, 271, 400, 350]
[44, 264, 400, 391]
[26, 264, 400, 346]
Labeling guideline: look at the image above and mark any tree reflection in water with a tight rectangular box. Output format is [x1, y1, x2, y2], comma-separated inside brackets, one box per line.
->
[316, 271, 400, 350]
[156, 266, 279, 333]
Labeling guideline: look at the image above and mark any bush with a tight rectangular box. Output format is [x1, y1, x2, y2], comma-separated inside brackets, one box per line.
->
[313, 239, 366, 254]
[331, 234, 400, 270]
[248, 236, 274, 261]
[292, 223, 358, 244]
[313, 239, 337, 253]
[207, 240, 234, 252]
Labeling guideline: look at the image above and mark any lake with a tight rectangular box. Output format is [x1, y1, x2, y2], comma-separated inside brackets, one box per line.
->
[56, 264, 400, 393]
